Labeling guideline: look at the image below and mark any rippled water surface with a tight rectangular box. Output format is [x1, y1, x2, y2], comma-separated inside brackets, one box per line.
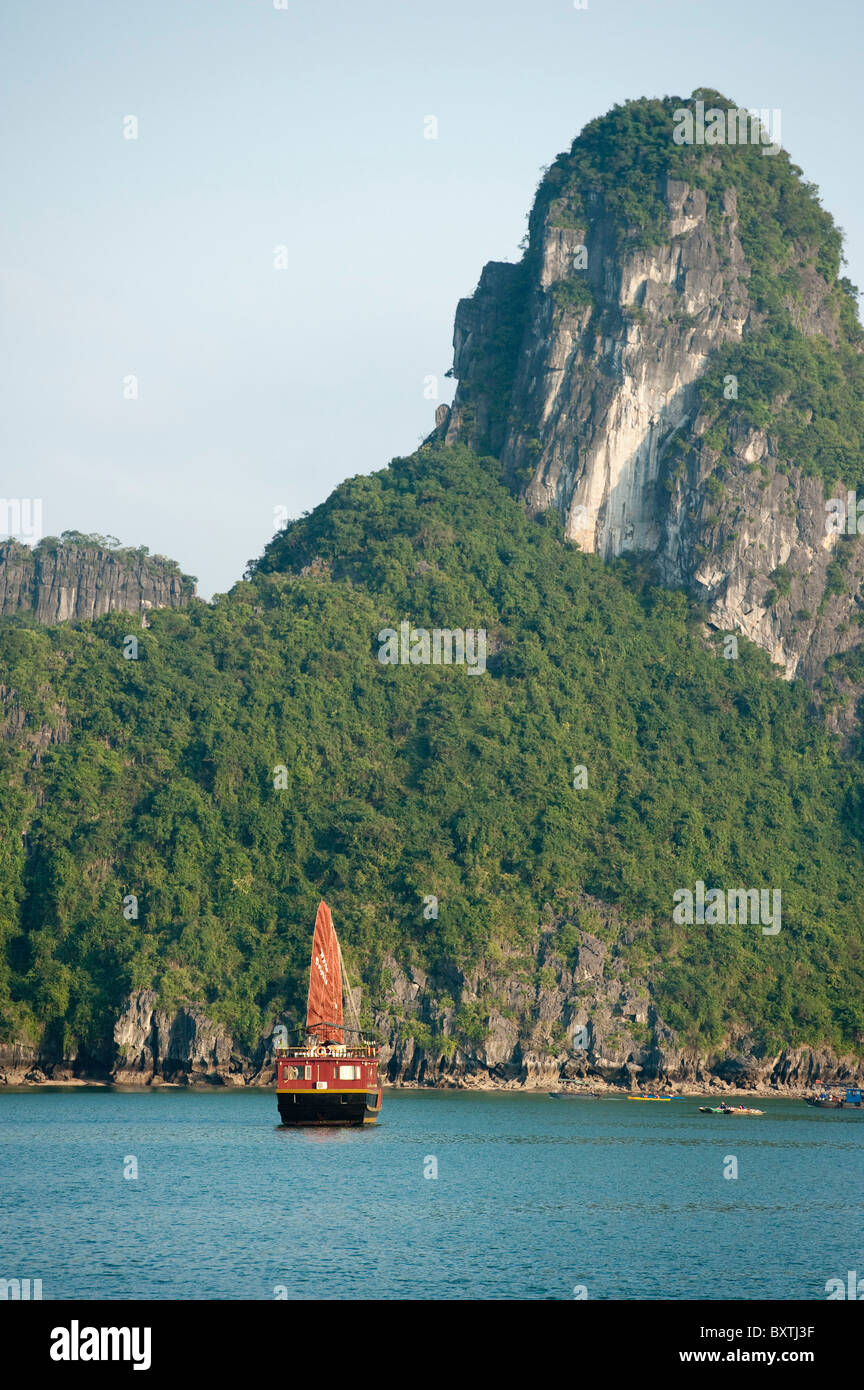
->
[1, 1089, 861, 1299]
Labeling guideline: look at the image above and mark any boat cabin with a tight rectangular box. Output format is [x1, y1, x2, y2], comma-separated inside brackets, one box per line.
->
[276, 1042, 380, 1094]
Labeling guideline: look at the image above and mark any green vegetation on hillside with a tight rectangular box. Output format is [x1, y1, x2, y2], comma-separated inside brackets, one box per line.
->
[466, 92, 861, 481]
[534, 90, 846, 303]
[670, 328, 864, 498]
[2, 445, 864, 1063]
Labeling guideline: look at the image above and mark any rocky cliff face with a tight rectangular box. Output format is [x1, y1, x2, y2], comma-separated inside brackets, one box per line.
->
[444, 94, 864, 708]
[0, 537, 195, 624]
[111, 991, 269, 1087]
[659, 423, 864, 697]
[3, 937, 859, 1093]
[0, 993, 276, 1087]
[448, 177, 752, 550]
[369, 903, 864, 1093]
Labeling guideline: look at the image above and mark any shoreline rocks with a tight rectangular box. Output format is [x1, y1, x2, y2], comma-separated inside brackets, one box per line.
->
[2, 980, 861, 1098]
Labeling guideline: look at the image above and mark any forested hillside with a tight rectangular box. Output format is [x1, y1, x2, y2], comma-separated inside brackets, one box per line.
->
[2, 444, 863, 1072]
[4, 90, 864, 1086]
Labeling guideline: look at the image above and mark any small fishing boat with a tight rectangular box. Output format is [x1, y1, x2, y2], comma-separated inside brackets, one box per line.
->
[807, 1088, 864, 1109]
[549, 1089, 599, 1099]
[275, 901, 382, 1127]
[699, 1104, 763, 1115]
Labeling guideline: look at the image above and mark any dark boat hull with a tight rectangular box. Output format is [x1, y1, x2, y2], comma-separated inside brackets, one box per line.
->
[277, 1090, 382, 1127]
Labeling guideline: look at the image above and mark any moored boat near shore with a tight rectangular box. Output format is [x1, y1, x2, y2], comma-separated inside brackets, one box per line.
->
[806, 1088, 864, 1109]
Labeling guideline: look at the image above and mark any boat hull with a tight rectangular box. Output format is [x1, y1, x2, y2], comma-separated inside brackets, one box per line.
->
[699, 1106, 763, 1114]
[277, 1089, 382, 1127]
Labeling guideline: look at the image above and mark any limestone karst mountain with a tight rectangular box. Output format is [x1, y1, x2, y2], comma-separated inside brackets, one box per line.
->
[3, 91, 864, 1091]
[442, 91, 864, 719]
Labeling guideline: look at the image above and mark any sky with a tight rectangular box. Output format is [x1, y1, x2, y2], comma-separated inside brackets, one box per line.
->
[2, 0, 862, 597]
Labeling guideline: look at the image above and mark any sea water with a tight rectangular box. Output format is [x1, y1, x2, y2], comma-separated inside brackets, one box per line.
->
[0, 1088, 861, 1300]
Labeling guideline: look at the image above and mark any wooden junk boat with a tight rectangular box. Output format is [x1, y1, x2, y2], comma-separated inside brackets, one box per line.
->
[275, 901, 382, 1127]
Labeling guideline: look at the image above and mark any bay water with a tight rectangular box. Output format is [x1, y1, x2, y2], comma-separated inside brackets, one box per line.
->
[1, 1088, 861, 1300]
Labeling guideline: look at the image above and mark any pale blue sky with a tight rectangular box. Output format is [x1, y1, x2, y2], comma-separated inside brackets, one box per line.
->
[2, 0, 861, 595]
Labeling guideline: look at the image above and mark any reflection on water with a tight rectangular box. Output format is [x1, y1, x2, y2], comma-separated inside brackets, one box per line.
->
[277, 1124, 351, 1144]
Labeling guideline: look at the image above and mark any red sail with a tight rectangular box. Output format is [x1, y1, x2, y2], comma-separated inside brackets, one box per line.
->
[306, 900, 343, 1042]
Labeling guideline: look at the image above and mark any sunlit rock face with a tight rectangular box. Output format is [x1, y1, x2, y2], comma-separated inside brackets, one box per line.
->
[444, 150, 861, 710]
[447, 178, 752, 556]
[0, 539, 194, 624]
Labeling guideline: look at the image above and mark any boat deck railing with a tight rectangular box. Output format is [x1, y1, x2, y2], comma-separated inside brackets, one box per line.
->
[277, 1043, 380, 1059]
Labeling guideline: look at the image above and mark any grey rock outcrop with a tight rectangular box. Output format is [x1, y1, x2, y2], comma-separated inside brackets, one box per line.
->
[659, 420, 864, 728]
[368, 900, 864, 1092]
[112, 991, 244, 1085]
[446, 178, 753, 553]
[0, 538, 195, 624]
[3, 955, 861, 1092]
[444, 146, 863, 711]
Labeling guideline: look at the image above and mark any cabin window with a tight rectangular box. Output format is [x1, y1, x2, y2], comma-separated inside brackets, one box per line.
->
[338, 1065, 358, 1080]
[283, 1064, 311, 1080]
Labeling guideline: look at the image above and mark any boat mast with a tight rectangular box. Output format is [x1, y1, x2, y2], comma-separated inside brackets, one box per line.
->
[336, 935, 364, 1039]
